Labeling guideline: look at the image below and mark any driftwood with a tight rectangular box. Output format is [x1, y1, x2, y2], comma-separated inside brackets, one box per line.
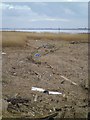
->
[6, 97, 29, 105]
[39, 112, 58, 120]
[23, 112, 58, 119]
[60, 76, 77, 86]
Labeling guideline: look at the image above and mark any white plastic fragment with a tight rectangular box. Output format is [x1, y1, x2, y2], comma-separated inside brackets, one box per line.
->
[49, 91, 62, 95]
[31, 87, 62, 95]
[31, 87, 45, 92]
[34, 94, 38, 102]
[2, 52, 6, 55]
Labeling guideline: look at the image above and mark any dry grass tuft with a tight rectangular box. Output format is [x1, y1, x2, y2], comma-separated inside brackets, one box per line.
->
[1, 31, 88, 47]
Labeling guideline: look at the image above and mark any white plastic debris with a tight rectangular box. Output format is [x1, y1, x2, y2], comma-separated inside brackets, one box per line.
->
[31, 87, 62, 95]
[49, 91, 62, 95]
[34, 94, 38, 102]
[2, 52, 6, 55]
[32, 87, 45, 92]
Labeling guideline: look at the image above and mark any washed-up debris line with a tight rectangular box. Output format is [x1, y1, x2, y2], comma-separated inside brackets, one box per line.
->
[26, 43, 59, 66]
[4, 95, 59, 119]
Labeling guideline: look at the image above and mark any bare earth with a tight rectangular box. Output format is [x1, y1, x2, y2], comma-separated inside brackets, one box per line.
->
[2, 38, 88, 118]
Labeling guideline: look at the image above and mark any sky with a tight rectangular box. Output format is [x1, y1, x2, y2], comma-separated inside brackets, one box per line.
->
[0, 1, 88, 28]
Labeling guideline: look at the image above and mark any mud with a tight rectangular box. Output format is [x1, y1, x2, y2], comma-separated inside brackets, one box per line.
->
[2, 39, 88, 118]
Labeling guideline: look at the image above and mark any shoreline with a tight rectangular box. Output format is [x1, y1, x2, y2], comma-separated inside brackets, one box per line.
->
[0, 29, 88, 34]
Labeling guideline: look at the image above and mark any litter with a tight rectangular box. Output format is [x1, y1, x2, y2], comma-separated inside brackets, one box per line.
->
[60, 75, 77, 86]
[34, 53, 41, 57]
[49, 91, 62, 95]
[34, 94, 38, 102]
[31, 87, 62, 95]
[32, 87, 45, 92]
[43, 90, 49, 94]
[2, 52, 6, 55]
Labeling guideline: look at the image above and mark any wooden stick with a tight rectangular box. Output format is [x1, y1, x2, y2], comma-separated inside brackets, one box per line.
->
[61, 75, 77, 86]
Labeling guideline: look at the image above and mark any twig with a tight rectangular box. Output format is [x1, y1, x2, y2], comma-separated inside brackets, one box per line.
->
[60, 76, 77, 86]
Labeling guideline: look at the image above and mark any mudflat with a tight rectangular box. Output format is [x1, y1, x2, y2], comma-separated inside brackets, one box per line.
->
[2, 31, 88, 118]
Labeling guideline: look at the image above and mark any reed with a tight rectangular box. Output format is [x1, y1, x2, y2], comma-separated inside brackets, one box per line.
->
[1, 31, 88, 47]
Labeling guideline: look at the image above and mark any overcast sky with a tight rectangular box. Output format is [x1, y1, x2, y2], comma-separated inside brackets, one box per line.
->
[1, 2, 88, 28]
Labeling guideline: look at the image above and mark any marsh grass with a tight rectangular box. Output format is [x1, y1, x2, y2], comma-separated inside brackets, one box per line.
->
[2, 31, 26, 47]
[1, 31, 88, 47]
[26, 32, 88, 42]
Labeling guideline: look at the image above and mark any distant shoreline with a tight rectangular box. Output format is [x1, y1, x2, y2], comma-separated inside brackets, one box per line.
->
[0, 29, 88, 34]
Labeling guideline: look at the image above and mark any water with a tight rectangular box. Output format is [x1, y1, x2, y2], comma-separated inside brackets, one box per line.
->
[15, 29, 88, 34]
[1, 28, 88, 34]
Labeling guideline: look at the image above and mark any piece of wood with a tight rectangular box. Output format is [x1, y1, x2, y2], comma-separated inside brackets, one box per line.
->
[61, 76, 77, 86]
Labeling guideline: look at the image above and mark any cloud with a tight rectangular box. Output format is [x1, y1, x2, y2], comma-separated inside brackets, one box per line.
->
[2, 0, 89, 2]
[30, 18, 70, 22]
[2, 2, 87, 28]
[1, 3, 31, 10]
[33, 2, 47, 6]
[64, 8, 75, 15]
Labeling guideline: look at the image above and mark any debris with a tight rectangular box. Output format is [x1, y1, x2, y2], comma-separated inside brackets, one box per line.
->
[27, 55, 41, 64]
[60, 76, 77, 86]
[32, 87, 45, 92]
[6, 96, 29, 105]
[34, 94, 38, 102]
[70, 41, 79, 44]
[40, 112, 58, 120]
[12, 67, 16, 69]
[43, 90, 49, 94]
[47, 64, 53, 69]
[19, 60, 24, 63]
[50, 74, 52, 77]
[34, 53, 41, 57]
[31, 87, 63, 95]
[34, 71, 42, 79]
[88, 112, 90, 119]
[61, 80, 65, 84]
[2, 52, 6, 55]
[2, 99, 8, 112]
[53, 107, 56, 111]
[49, 91, 62, 95]
[62, 94, 66, 98]
[43, 44, 55, 49]
[13, 72, 17, 76]
[55, 108, 62, 112]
